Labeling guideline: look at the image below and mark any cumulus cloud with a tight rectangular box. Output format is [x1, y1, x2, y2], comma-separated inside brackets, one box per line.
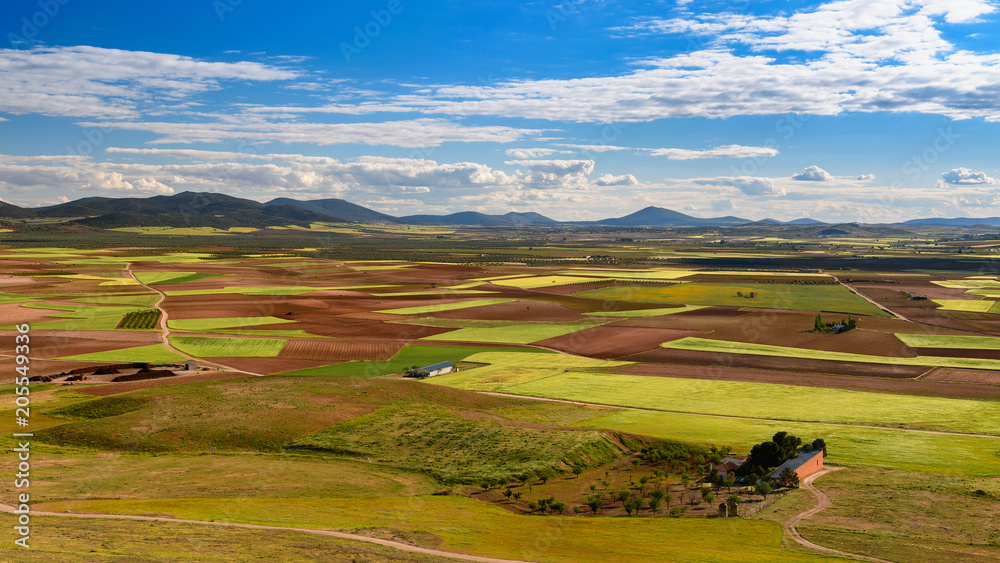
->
[505, 159, 595, 176]
[695, 176, 785, 196]
[81, 172, 173, 194]
[645, 145, 779, 160]
[857, 174, 876, 181]
[553, 143, 630, 153]
[792, 165, 834, 182]
[594, 173, 639, 186]
[938, 167, 999, 185]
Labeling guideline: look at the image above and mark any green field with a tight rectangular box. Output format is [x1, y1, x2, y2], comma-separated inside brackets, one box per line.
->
[429, 353, 1000, 435]
[575, 410, 1000, 477]
[896, 333, 1000, 349]
[576, 282, 888, 316]
[376, 298, 516, 315]
[116, 309, 161, 329]
[931, 299, 996, 312]
[556, 269, 697, 280]
[582, 304, 707, 317]
[277, 344, 552, 377]
[56, 344, 186, 363]
[168, 336, 286, 358]
[662, 336, 1000, 370]
[167, 316, 297, 331]
[421, 322, 600, 344]
[290, 404, 623, 482]
[134, 271, 225, 285]
[18, 302, 156, 330]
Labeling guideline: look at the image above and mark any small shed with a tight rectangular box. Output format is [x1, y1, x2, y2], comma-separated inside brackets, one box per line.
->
[714, 457, 745, 479]
[769, 449, 824, 485]
[407, 361, 456, 378]
[184, 361, 199, 371]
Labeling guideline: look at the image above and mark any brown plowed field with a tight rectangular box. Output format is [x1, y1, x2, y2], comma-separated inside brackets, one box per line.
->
[24, 336, 150, 360]
[0, 329, 161, 342]
[856, 317, 970, 335]
[611, 364, 1000, 400]
[431, 300, 587, 322]
[625, 348, 928, 378]
[706, 326, 917, 358]
[534, 327, 700, 359]
[921, 368, 1000, 385]
[912, 348, 1000, 359]
[278, 339, 403, 361]
[296, 320, 452, 340]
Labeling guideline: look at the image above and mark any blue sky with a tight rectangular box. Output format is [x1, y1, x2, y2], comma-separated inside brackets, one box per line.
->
[1, 0, 999, 222]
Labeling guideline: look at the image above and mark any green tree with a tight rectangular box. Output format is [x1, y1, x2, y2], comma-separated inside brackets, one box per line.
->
[703, 491, 715, 505]
[586, 496, 601, 515]
[572, 466, 584, 478]
[726, 494, 741, 513]
[513, 492, 522, 502]
[755, 480, 773, 500]
[648, 496, 662, 515]
[550, 501, 566, 514]
[779, 467, 800, 488]
[663, 492, 673, 510]
[814, 313, 824, 331]
[615, 490, 630, 506]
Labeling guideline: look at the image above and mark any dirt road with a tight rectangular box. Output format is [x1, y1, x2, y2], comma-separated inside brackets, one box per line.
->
[784, 467, 893, 563]
[0, 503, 533, 563]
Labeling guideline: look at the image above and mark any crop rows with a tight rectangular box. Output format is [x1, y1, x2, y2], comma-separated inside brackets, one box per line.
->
[116, 310, 161, 330]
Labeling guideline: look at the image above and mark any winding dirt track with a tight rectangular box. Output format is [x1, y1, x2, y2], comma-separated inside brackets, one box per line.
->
[0, 503, 531, 563]
[124, 264, 267, 377]
[785, 468, 894, 563]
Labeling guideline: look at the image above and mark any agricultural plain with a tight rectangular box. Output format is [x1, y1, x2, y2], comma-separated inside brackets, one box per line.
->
[3, 230, 1000, 562]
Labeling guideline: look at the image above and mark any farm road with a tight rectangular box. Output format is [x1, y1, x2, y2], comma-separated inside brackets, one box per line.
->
[124, 263, 268, 378]
[475, 391, 1000, 438]
[0, 503, 532, 563]
[785, 468, 894, 563]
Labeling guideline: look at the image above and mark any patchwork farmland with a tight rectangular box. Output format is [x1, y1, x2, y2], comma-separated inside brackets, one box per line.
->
[2, 232, 1000, 563]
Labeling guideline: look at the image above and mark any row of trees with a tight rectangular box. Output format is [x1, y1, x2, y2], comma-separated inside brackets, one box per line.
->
[813, 313, 857, 333]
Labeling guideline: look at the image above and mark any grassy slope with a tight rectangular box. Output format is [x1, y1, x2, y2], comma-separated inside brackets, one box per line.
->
[663, 336, 1000, 370]
[31, 496, 831, 563]
[576, 282, 888, 316]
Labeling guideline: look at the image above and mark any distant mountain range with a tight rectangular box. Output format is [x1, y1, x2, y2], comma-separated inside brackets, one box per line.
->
[2, 191, 999, 229]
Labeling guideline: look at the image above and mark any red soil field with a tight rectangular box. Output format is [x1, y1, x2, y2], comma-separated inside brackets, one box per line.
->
[23, 335, 153, 360]
[431, 300, 588, 322]
[625, 348, 928, 378]
[611, 364, 1000, 400]
[289, 320, 452, 340]
[921, 368, 1000, 386]
[534, 326, 700, 359]
[0, 359, 111, 383]
[278, 339, 403, 361]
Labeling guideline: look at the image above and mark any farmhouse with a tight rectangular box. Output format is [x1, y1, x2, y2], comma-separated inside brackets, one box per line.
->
[407, 361, 457, 378]
[714, 456, 745, 478]
[769, 449, 823, 485]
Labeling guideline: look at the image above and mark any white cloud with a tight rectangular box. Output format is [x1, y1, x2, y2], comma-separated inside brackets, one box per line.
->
[695, 176, 785, 196]
[857, 173, 876, 181]
[792, 165, 834, 181]
[504, 147, 569, 159]
[0, 46, 298, 119]
[594, 173, 639, 186]
[645, 144, 779, 160]
[505, 159, 595, 176]
[938, 167, 999, 185]
[81, 118, 538, 147]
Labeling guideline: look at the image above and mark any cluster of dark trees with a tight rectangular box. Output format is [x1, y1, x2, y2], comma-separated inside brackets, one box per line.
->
[734, 432, 826, 486]
[813, 313, 857, 333]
